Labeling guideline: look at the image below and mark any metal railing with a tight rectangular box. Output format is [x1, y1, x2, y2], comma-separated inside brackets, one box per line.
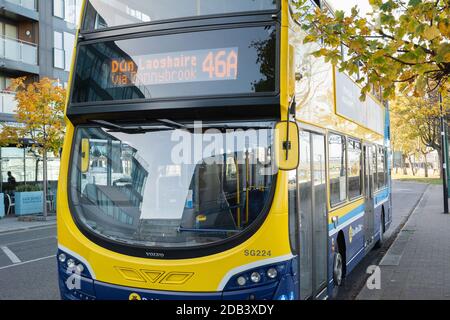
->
[0, 36, 38, 65]
[0, 91, 17, 114]
[5, 0, 37, 11]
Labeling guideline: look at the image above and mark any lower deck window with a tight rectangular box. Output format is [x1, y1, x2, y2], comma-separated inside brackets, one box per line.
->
[377, 146, 386, 189]
[348, 139, 362, 199]
[328, 134, 346, 206]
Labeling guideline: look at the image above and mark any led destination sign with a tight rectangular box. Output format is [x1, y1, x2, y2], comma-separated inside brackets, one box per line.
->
[71, 25, 276, 104]
[111, 48, 239, 87]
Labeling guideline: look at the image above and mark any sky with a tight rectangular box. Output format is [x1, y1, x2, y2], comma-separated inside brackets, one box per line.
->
[328, 0, 373, 15]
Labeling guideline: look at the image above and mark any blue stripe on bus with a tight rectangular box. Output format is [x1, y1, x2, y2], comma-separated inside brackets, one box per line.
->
[375, 188, 390, 207]
[328, 204, 365, 232]
[328, 188, 391, 233]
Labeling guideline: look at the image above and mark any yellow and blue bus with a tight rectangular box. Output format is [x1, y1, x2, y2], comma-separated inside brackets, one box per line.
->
[57, 0, 392, 300]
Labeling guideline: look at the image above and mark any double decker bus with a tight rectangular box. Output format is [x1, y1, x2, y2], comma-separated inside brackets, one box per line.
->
[57, 0, 392, 300]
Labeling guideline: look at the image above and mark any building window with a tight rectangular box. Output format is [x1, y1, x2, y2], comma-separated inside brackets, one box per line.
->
[0, 22, 18, 57]
[54, 0, 83, 26]
[63, 32, 75, 71]
[54, 0, 65, 19]
[0, 75, 16, 113]
[54, 31, 65, 69]
[54, 32, 75, 71]
[329, 134, 346, 206]
[0, 75, 13, 92]
[348, 139, 362, 199]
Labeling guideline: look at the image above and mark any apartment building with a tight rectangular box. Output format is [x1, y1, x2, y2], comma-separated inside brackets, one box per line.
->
[0, 0, 81, 205]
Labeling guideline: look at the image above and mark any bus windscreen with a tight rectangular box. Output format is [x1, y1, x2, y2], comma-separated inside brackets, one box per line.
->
[83, 0, 278, 31]
[71, 26, 277, 104]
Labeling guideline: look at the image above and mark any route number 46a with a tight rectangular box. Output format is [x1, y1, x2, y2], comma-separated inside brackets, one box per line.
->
[202, 50, 238, 79]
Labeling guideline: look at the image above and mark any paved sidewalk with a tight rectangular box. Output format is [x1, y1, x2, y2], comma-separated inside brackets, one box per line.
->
[0, 216, 56, 234]
[357, 185, 450, 300]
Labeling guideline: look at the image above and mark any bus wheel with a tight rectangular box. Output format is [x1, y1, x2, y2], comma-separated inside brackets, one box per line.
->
[331, 236, 345, 299]
[333, 251, 344, 287]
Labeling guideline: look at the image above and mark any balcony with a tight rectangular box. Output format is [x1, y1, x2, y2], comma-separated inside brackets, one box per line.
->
[0, 91, 17, 114]
[0, 36, 39, 74]
[0, 36, 37, 65]
[0, 0, 39, 20]
[5, 0, 36, 11]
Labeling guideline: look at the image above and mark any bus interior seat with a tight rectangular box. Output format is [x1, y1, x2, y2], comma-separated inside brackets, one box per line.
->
[246, 188, 266, 223]
[182, 162, 236, 230]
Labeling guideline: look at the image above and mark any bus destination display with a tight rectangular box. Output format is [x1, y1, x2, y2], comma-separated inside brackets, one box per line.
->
[110, 47, 239, 87]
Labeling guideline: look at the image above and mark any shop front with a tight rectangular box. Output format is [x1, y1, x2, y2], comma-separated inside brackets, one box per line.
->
[1, 146, 60, 217]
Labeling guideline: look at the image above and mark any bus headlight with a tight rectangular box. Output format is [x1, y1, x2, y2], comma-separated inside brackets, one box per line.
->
[251, 272, 261, 283]
[58, 253, 66, 263]
[224, 261, 290, 292]
[237, 276, 247, 286]
[67, 259, 76, 269]
[76, 264, 85, 274]
[267, 268, 278, 279]
[57, 249, 93, 281]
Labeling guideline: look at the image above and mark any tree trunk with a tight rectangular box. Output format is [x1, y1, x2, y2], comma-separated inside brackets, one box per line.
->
[35, 159, 39, 182]
[423, 153, 429, 178]
[408, 156, 416, 176]
[437, 148, 443, 179]
[43, 150, 48, 220]
[402, 154, 408, 175]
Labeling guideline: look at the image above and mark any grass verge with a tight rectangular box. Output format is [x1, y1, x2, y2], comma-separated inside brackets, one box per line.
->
[393, 176, 442, 185]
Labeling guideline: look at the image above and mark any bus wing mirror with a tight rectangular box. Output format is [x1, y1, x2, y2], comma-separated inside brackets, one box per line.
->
[81, 138, 90, 173]
[275, 121, 299, 171]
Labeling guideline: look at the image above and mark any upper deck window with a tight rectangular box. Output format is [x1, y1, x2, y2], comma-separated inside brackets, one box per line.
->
[83, 0, 278, 31]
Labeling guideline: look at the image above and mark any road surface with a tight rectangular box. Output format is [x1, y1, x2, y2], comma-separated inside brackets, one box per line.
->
[336, 181, 428, 299]
[0, 181, 428, 300]
[0, 226, 59, 300]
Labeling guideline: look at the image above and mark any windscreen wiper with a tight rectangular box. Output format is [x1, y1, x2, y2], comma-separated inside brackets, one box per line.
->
[88, 120, 172, 133]
[88, 119, 272, 133]
[155, 119, 187, 130]
[199, 123, 274, 131]
[177, 227, 240, 234]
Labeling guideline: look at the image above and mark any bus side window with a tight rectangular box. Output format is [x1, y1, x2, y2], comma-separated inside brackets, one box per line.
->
[288, 169, 298, 254]
[348, 139, 362, 199]
[372, 146, 378, 191]
[329, 134, 347, 206]
[377, 146, 385, 189]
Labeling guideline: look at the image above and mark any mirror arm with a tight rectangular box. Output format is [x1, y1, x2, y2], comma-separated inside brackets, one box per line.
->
[283, 96, 297, 161]
[289, 96, 297, 119]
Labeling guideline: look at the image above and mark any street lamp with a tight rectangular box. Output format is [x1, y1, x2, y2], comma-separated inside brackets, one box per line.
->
[440, 92, 449, 214]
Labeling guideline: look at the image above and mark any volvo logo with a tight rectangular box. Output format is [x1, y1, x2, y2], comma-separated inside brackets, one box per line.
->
[145, 252, 165, 258]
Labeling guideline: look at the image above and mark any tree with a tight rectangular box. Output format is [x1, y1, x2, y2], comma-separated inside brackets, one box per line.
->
[292, 0, 450, 100]
[391, 108, 418, 175]
[416, 141, 433, 177]
[390, 92, 450, 176]
[0, 78, 66, 219]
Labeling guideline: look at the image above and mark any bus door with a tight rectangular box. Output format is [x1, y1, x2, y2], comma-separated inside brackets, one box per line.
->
[297, 131, 328, 299]
[363, 144, 375, 249]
